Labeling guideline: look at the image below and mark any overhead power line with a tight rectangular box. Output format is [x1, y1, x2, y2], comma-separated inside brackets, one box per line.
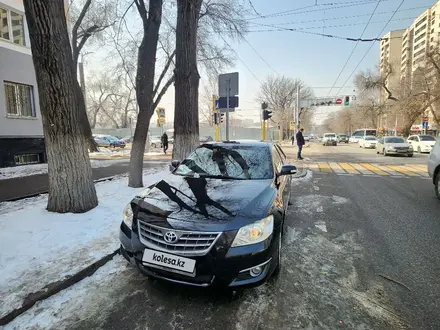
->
[242, 37, 281, 76]
[327, 0, 382, 96]
[334, 0, 406, 95]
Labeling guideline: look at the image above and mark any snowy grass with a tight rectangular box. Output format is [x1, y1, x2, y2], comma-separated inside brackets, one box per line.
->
[0, 159, 130, 180]
[0, 167, 169, 319]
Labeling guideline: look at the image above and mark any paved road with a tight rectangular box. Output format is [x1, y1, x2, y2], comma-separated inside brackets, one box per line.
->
[0, 160, 168, 202]
[6, 145, 440, 329]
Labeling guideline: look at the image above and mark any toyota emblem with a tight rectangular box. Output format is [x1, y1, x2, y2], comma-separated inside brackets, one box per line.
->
[163, 231, 178, 244]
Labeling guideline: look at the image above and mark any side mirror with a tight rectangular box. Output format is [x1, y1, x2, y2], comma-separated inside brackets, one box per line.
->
[279, 164, 297, 176]
[171, 160, 180, 169]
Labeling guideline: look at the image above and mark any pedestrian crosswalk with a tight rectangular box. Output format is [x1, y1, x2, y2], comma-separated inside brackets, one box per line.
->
[303, 162, 429, 178]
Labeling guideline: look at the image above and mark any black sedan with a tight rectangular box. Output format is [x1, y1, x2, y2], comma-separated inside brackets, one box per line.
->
[119, 141, 297, 288]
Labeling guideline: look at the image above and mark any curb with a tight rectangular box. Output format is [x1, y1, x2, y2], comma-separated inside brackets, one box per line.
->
[0, 249, 120, 326]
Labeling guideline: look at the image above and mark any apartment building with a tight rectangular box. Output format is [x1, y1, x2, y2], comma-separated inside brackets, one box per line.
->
[0, 0, 45, 168]
[380, 29, 405, 104]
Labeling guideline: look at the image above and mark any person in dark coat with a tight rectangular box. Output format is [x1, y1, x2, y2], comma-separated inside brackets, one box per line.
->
[161, 132, 169, 154]
[296, 128, 305, 160]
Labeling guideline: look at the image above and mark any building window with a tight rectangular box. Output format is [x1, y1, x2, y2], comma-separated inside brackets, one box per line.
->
[14, 153, 41, 165]
[4, 82, 35, 117]
[416, 16, 427, 28]
[0, 6, 26, 46]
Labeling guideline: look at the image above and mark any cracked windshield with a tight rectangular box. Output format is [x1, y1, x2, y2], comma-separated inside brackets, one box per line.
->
[1, 0, 440, 329]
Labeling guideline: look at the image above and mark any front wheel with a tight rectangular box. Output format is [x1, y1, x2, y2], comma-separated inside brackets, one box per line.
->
[151, 143, 156, 148]
[408, 154, 413, 157]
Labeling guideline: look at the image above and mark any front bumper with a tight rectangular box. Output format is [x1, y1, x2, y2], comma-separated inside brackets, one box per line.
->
[386, 149, 413, 155]
[364, 143, 376, 148]
[119, 222, 280, 288]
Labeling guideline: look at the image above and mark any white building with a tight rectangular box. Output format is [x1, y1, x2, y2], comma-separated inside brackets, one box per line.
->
[0, 0, 45, 167]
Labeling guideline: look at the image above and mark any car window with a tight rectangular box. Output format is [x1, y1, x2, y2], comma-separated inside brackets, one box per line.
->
[175, 145, 273, 180]
[420, 136, 436, 141]
[365, 137, 376, 141]
[384, 137, 405, 143]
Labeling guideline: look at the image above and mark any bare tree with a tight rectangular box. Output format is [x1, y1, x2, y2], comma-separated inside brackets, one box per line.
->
[69, 0, 116, 151]
[259, 75, 313, 135]
[24, 0, 98, 213]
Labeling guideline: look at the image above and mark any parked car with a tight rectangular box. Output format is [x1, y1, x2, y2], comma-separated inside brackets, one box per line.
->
[337, 134, 349, 144]
[376, 136, 413, 157]
[93, 135, 111, 148]
[104, 135, 126, 148]
[428, 139, 440, 199]
[200, 136, 214, 143]
[119, 141, 297, 288]
[322, 133, 337, 146]
[407, 135, 437, 153]
[168, 136, 174, 144]
[122, 136, 134, 143]
[359, 135, 377, 149]
[304, 135, 310, 142]
[150, 136, 162, 148]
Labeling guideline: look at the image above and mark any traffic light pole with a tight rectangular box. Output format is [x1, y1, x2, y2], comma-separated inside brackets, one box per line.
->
[213, 95, 220, 141]
[262, 119, 266, 141]
[225, 78, 230, 141]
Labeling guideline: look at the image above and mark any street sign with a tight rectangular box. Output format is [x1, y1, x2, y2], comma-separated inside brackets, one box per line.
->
[423, 117, 429, 122]
[215, 99, 220, 110]
[218, 72, 239, 97]
[289, 120, 296, 130]
[218, 96, 239, 108]
[422, 121, 429, 128]
[336, 98, 342, 105]
[157, 107, 165, 118]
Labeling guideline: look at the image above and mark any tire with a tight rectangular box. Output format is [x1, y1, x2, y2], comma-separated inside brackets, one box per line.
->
[417, 146, 421, 153]
[151, 143, 156, 148]
[110, 143, 115, 148]
[383, 149, 387, 156]
[435, 172, 440, 200]
[408, 154, 413, 157]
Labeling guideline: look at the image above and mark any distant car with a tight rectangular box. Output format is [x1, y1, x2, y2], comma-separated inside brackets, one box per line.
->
[94, 135, 111, 148]
[200, 136, 214, 143]
[122, 136, 134, 143]
[168, 136, 174, 144]
[337, 134, 349, 144]
[428, 138, 440, 199]
[376, 136, 413, 157]
[407, 135, 437, 153]
[304, 135, 310, 142]
[323, 133, 337, 146]
[359, 135, 377, 149]
[150, 136, 162, 148]
[103, 135, 126, 148]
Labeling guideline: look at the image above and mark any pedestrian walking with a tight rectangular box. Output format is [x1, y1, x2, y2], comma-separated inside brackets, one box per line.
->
[291, 135, 295, 145]
[296, 128, 305, 160]
[161, 132, 169, 154]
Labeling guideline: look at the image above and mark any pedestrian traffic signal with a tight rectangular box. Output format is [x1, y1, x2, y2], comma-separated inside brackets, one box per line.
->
[220, 113, 225, 123]
[263, 109, 272, 120]
[344, 96, 350, 106]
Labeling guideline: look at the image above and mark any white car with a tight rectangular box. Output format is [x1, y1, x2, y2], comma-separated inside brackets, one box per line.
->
[376, 136, 413, 157]
[407, 135, 437, 153]
[359, 136, 377, 149]
[322, 133, 337, 146]
[149, 136, 162, 148]
[428, 139, 440, 199]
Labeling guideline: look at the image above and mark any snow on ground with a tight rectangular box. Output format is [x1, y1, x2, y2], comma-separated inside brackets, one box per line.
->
[0, 167, 169, 319]
[0, 159, 130, 180]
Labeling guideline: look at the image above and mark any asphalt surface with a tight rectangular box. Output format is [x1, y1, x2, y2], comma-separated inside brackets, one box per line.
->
[5, 142, 440, 329]
[0, 160, 168, 202]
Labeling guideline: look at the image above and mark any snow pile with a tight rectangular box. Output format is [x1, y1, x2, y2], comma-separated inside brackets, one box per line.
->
[0, 168, 169, 319]
[0, 159, 130, 180]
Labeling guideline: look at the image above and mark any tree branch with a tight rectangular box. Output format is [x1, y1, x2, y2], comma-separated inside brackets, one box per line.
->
[153, 50, 176, 97]
[152, 75, 175, 110]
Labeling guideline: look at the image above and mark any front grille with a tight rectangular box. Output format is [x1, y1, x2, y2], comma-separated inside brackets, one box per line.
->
[138, 220, 221, 256]
[395, 147, 408, 150]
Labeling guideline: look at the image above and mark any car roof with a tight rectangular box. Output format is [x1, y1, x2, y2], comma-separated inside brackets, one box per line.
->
[201, 140, 272, 147]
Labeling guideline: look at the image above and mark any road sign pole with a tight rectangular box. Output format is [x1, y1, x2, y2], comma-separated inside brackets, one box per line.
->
[226, 79, 230, 141]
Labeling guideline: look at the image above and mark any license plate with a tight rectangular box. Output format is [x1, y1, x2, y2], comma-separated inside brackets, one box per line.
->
[142, 249, 196, 274]
[397, 150, 406, 153]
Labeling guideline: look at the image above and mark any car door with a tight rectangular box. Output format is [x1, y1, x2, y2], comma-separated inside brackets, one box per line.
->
[413, 136, 421, 151]
[273, 145, 289, 214]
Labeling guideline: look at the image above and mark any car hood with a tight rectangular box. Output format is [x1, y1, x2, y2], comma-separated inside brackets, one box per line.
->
[135, 173, 276, 231]
[385, 142, 410, 147]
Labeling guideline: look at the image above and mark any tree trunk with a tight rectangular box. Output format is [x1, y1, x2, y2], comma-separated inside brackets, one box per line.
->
[24, 0, 98, 213]
[173, 0, 203, 161]
[128, 0, 163, 188]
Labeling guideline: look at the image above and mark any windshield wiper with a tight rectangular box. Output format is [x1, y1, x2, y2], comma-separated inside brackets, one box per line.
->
[198, 174, 249, 180]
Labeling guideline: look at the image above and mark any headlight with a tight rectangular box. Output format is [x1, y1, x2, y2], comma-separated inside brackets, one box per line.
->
[409, 145, 413, 149]
[123, 203, 133, 228]
[231, 215, 274, 247]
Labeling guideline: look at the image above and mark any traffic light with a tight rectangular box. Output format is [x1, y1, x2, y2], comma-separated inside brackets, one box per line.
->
[213, 112, 219, 125]
[263, 109, 272, 120]
[220, 113, 225, 123]
[344, 96, 350, 106]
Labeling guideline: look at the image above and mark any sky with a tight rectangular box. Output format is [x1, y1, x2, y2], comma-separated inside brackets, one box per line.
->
[83, 0, 439, 124]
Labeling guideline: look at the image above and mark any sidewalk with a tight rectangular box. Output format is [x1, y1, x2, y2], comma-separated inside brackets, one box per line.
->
[0, 168, 169, 321]
[0, 160, 169, 202]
